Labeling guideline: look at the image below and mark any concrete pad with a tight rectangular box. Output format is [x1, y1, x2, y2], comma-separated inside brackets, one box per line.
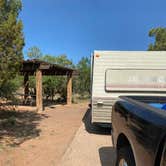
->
[60, 111, 116, 166]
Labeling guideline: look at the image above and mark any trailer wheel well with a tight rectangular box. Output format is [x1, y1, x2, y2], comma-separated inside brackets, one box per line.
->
[155, 136, 166, 166]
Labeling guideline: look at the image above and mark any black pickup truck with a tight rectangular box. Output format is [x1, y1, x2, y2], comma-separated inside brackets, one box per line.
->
[112, 96, 166, 166]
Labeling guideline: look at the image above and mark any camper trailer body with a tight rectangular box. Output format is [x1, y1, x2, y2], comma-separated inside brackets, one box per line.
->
[91, 51, 166, 125]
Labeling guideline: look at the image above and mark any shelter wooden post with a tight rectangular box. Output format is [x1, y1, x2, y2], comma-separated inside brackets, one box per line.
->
[36, 69, 43, 112]
[24, 73, 29, 100]
[21, 60, 75, 109]
[67, 74, 72, 105]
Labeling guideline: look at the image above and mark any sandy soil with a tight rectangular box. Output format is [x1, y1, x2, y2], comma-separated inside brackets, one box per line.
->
[60, 110, 116, 166]
[0, 103, 88, 166]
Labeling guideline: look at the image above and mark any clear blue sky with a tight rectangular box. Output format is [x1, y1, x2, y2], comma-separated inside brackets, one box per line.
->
[20, 0, 166, 64]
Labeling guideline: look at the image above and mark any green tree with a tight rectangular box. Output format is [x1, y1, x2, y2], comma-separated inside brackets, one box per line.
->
[27, 46, 42, 59]
[74, 57, 90, 97]
[42, 54, 73, 67]
[148, 27, 166, 51]
[0, 0, 24, 99]
[41, 54, 74, 101]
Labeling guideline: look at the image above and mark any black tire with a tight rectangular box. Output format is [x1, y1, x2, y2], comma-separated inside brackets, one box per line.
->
[116, 146, 136, 166]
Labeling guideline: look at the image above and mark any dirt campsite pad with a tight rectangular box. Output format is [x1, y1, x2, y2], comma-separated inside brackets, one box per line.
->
[0, 103, 87, 166]
[60, 110, 116, 166]
[0, 103, 116, 166]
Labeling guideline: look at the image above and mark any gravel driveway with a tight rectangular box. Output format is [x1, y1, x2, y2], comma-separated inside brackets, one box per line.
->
[0, 104, 116, 166]
[60, 110, 116, 166]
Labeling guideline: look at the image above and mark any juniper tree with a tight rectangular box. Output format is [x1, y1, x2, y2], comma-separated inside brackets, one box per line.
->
[148, 27, 166, 51]
[0, 0, 24, 98]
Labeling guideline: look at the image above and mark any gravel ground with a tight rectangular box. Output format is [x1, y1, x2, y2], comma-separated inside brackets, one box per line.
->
[60, 110, 116, 166]
[0, 103, 116, 166]
[0, 103, 87, 166]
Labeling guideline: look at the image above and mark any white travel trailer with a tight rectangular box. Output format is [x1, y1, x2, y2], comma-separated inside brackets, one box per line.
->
[91, 51, 166, 125]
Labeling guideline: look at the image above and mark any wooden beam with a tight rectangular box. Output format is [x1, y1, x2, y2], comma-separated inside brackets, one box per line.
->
[24, 73, 29, 100]
[36, 69, 43, 112]
[67, 74, 72, 105]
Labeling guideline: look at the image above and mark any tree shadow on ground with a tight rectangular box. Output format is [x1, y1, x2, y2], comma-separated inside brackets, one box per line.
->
[82, 109, 111, 135]
[0, 109, 48, 147]
[99, 146, 116, 166]
[43, 99, 66, 109]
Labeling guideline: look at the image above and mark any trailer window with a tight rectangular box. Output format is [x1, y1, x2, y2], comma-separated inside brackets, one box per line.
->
[105, 69, 166, 91]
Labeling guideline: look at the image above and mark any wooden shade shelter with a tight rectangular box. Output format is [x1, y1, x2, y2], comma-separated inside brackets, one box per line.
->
[20, 59, 75, 112]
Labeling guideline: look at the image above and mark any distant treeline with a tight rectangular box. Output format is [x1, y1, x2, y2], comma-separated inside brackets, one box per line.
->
[26, 46, 91, 102]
